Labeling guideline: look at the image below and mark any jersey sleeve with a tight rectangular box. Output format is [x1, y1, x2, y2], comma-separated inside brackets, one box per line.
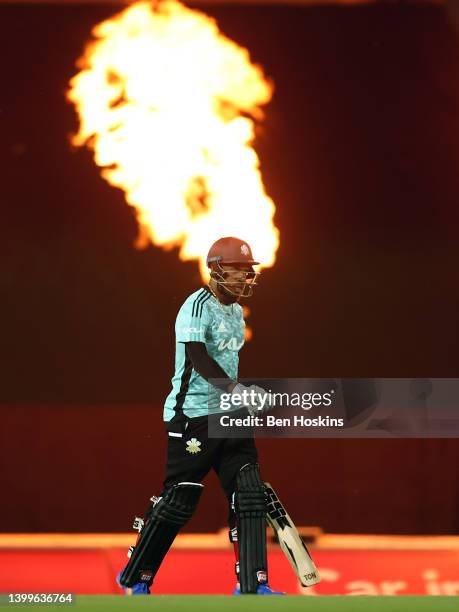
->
[175, 294, 212, 343]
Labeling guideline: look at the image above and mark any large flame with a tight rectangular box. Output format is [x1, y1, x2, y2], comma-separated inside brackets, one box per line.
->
[67, 0, 279, 277]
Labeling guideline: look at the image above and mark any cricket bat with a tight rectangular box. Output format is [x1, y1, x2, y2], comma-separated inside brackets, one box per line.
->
[264, 482, 321, 587]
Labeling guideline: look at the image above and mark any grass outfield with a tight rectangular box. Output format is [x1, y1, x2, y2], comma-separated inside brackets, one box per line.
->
[23, 595, 459, 611]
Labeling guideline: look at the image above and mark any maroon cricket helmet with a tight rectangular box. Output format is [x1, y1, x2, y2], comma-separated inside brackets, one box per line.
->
[206, 237, 259, 268]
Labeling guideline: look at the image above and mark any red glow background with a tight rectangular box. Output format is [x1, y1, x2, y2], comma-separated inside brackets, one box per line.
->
[1, 2, 458, 534]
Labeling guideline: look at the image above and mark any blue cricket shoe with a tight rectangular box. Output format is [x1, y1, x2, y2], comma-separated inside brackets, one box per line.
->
[116, 568, 150, 595]
[233, 582, 285, 595]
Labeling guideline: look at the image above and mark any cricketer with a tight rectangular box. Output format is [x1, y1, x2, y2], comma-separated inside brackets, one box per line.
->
[117, 237, 318, 595]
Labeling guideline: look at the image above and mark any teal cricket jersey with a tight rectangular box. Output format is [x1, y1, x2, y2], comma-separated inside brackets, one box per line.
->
[164, 286, 245, 421]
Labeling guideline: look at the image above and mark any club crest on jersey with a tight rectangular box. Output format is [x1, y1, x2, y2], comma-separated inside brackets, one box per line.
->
[240, 244, 250, 256]
[217, 321, 226, 333]
[186, 437, 202, 454]
[218, 337, 244, 351]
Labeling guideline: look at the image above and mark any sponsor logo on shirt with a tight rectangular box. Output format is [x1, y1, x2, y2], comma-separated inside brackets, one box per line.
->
[182, 326, 205, 334]
[218, 338, 244, 351]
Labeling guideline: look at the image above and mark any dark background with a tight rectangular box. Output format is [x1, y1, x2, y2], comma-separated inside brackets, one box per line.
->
[1, 2, 459, 533]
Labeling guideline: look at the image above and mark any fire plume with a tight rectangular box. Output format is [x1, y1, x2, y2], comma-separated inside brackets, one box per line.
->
[67, 0, 279, 277]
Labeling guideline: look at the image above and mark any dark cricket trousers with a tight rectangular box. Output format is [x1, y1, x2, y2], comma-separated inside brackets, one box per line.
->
[162, 413, 258, 501]
[149, 413, 259, 581]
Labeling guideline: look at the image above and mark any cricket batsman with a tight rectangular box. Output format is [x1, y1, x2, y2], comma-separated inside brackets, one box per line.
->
[117, 236, 284, 595]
